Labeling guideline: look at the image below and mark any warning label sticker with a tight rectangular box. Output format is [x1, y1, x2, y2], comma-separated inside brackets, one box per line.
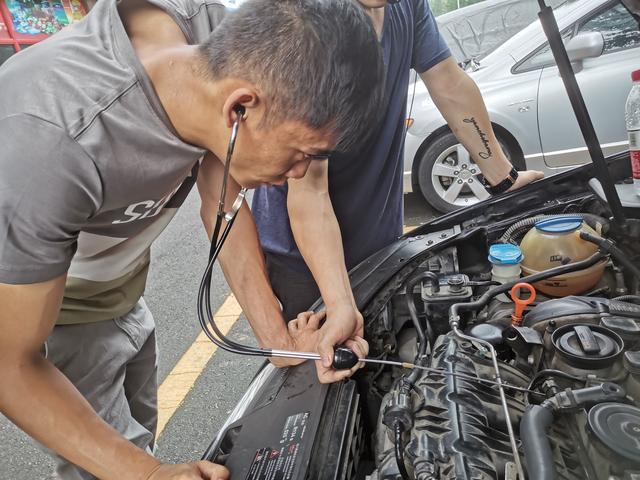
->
[245, 412, 310, 480]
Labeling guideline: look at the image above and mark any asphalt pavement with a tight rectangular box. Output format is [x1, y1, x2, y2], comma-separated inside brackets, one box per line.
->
[0, 190, 434, 479]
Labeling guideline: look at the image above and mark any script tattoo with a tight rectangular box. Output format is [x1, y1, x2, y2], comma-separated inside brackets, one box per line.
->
[463, 117, 492, 159]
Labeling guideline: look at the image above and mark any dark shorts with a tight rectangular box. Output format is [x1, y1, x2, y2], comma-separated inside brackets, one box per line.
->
[265, 253, 321, 322]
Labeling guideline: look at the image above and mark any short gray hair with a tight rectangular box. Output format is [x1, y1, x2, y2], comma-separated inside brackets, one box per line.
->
[199, 0, 385, 153]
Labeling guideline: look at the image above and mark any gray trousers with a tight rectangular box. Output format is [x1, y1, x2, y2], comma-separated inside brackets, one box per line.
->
[45, 299, 158, 480]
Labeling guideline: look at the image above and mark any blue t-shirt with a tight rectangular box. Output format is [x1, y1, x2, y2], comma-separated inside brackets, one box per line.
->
[252, 0, 451, 273]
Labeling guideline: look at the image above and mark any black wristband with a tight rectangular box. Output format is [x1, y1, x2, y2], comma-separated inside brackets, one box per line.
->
[480, 167, 518, 195]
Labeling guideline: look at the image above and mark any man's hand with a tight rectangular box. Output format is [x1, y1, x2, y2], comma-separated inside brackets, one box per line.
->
[268, 311, 324, 368]
[287, 310, 323, 348]
[508, 169, 545, 192]
[316, 305, 368, 384]
[273, 309, 368, 384]
[146, 461, 229, 480]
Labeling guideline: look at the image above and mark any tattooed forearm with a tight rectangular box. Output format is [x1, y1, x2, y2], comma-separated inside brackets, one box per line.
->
[463, 117, 492, 159]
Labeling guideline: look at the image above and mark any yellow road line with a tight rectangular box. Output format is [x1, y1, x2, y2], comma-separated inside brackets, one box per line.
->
[403, 224, 419, 234]
[156, 294, 243, 438]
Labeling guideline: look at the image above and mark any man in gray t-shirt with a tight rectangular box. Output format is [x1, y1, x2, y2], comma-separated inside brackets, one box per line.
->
[0, 0, 383, 478]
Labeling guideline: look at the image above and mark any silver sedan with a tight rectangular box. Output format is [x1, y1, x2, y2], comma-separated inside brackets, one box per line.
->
[404, 0, 640, 212]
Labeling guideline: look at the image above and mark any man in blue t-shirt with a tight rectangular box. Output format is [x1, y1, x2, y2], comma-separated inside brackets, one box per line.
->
[249, 0, 544, 379]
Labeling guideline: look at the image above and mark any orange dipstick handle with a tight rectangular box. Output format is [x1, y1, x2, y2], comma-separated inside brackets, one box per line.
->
[510, 282, 536, 326]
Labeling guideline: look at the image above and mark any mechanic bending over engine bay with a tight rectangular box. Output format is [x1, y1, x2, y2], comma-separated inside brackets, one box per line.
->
[204, 3, 640, 477]
[0, 0, 386, 478]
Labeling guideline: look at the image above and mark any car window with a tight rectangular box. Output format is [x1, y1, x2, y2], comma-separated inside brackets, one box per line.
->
[514, 29, 573, 73]
[577, 2, 640, 53]
[436, 0, 568, 64]
[514, 1, 640, 73]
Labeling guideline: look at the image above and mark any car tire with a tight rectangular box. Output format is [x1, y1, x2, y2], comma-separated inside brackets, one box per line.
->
[416, 131, 521, 213]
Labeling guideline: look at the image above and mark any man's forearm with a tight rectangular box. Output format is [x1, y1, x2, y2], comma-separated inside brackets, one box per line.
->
[197, 155, 289, 349]
[289, 194, 355, 308]
[0, 357, 158, 480]
[287, 171, 356, 313]
[214, 208, 290, 347]
[421, 58, 513, 185]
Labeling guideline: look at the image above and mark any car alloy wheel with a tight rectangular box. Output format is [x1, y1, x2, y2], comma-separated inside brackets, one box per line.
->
[417, 131, 516, 213]
[431, 144, 489, 207]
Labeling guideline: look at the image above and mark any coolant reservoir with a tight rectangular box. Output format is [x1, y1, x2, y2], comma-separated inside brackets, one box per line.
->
[519, 216, 606, 297]
[488, 243, 523, 302]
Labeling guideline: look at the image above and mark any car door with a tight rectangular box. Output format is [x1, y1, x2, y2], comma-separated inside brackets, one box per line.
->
[536, 1, 640, 168]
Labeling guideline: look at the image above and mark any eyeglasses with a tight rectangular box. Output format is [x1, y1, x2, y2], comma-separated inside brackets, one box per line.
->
[303, 151, 332, 161]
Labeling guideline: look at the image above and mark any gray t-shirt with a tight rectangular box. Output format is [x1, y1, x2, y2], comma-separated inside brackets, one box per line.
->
[0, 0, 225, 324]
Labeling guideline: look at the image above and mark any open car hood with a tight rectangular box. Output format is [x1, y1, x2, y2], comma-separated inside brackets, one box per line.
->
[622, 0, 640, 19]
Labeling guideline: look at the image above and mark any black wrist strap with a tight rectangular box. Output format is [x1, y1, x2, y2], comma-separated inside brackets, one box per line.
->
[480, 167, 518, 195]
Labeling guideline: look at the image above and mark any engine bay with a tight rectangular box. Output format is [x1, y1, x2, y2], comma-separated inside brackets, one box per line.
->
[207, 158, 640, 480]
[360, 200, 640, 479]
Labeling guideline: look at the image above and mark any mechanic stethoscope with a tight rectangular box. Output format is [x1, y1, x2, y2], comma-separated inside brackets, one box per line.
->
[195, 107, 552, 402]
[197, 106, 376, 368]
[197, 106, 327, 363]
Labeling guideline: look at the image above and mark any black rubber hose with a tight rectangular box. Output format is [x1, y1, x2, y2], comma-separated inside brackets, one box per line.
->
[405, 273, 430, 350]
[405, 273, 437, 351]
[580, 231, 640, 280]
[394, 423, 410, 480]
[521, 402, 555, 480]
[449, 252, 606, 324]
[527, 369, 586, 391]
[614, 294, 640, 304]
[405, 272, 439, 384]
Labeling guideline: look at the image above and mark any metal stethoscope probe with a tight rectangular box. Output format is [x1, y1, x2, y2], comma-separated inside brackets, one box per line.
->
[196, 107, 546, 399]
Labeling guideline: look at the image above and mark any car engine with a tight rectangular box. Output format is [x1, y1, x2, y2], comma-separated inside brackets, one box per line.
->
[361, 211, 640, 480]
[207, 166, 640, 480]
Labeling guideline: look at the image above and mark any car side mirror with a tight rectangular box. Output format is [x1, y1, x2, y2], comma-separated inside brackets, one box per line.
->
[565, 32, 605, 63]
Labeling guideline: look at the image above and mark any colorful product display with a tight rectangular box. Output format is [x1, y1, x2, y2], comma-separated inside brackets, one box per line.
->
[4, 0, 86, 36]
[0, 0, 89, 67]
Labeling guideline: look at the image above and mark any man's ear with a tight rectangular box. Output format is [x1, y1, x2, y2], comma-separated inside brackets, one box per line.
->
[222, 88, 259, 128]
